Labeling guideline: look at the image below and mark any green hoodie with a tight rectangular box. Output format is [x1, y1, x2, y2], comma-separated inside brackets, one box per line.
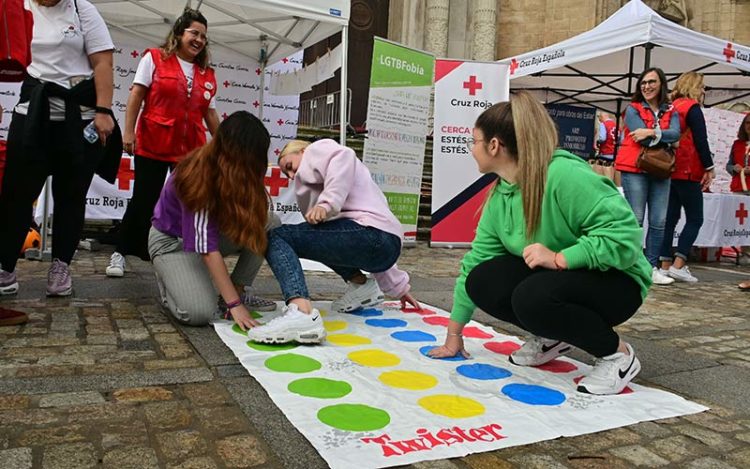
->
[450, 149, 653, 324]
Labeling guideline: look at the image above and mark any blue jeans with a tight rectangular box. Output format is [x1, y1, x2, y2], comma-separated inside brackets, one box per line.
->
[265, 219, 402, 301]
[660, 179, 704, 262]
[621, 172, 671, 266]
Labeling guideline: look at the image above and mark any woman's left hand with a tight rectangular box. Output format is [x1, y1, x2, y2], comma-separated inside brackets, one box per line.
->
[94, 112, 115, 146]
[522, 243, 557, 269]
[630, 128, 653, 142]
[305, 205, 328, 224]
[400, 292, 420, 310]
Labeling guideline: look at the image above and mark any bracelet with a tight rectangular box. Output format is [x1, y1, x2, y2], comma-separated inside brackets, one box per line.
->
[447, 332, 463, 337]
[553, 252, 565, 271]
[94, 106, 113, 116]
[225, 298, 243, 310]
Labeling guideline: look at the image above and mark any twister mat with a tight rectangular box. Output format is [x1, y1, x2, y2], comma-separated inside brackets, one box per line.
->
[213, 301, 707, 468]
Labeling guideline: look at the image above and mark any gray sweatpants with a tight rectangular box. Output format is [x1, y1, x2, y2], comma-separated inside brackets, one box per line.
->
[148, 227, 263, 326]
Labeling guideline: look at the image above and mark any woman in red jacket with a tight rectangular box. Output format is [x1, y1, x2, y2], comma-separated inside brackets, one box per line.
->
[658, 72, 714, 283]
[728, 113, 750, 195]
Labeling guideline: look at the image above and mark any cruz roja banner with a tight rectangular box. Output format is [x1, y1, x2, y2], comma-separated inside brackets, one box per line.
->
[430, 60, 509, 246]
[362, 37, 434, 243]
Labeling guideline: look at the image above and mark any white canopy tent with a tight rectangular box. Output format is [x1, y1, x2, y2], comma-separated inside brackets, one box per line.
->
[90, 0, 351, 140]
[497, 0, 750, 117]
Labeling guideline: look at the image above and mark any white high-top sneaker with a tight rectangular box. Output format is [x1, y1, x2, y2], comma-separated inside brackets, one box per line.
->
[331, 277, 384, 313]
[509, 336, 573, 366]
[246, 303, 325, 344]
[577, 343, 641, 395]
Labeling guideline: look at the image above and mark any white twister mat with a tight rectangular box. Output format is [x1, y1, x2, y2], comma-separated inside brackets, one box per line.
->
[214, 301, 707, 469]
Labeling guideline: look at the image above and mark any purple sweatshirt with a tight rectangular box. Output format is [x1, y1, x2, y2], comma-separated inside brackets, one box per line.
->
[152, 177, 220, 254]
[295, 139, 410, 297]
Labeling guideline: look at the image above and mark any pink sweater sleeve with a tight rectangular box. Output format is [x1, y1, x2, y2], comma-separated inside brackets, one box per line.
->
[372, 264, 410, 298]
[303, 141, 356, 217]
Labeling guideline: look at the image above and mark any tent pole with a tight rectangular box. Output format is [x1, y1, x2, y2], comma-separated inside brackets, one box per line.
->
[258, 41, 268, 120]
[643, 43, 653, 70]
[339, 25, 349, 145]
[613, 98, 623, 161]
[627, 47, 635, 96]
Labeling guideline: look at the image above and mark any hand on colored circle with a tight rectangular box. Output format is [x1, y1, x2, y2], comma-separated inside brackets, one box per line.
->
[305, 205, 328, 224]
[399, 292, 420, 311]
[230, 305, 261, 331]
[428, 335, 471, 359]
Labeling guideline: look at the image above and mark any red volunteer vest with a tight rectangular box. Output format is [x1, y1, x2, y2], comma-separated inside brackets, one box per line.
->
[599, 119, 616, 155]
[670, 98, 705, 182]
[135, 49, 216, 163]
[729, 139, 750, 193]
[0, 0, 33, 82]
[615, 102, 675, 173]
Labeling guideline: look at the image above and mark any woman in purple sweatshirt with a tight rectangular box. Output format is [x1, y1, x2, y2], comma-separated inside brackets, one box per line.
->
[247, 139, 420, 345]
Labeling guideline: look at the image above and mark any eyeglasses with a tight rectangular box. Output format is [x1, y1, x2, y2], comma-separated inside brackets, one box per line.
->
[184, 29, 209, 42]
[640, 79, 659, 87]
[466, 137, 484, 151]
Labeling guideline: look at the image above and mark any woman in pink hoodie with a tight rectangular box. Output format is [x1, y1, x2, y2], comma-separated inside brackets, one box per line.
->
[247, 139, 419, 345]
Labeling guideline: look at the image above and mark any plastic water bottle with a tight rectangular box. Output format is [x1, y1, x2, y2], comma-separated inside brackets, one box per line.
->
[83, 121, 99, 144]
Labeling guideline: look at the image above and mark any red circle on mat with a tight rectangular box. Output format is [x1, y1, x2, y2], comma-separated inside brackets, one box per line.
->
[484, 341, 521, 355]
[462, 327, 493, 339]
[422, 316, 450, 327]
[573, 376, 633, 394]
[534, 359, 578, 373]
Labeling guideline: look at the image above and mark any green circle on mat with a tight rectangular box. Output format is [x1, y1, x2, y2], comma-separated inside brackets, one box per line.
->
[288, 378, 352, 399]
[265, 353, 321, 373]
[317, 404, 391, 431]
[232, 324, 248, 336]
[247, 341, 298, 352]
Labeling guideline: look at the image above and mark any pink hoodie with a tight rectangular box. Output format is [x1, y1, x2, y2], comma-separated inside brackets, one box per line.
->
[294, 139, 410, 298]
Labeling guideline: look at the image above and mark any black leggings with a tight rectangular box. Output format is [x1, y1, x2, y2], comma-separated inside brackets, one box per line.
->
[0, 113, 100, 272]
[465, 255, 642, 357]
[115, 155, 172, 260]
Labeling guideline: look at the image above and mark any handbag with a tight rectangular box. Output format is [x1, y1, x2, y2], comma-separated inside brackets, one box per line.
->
[636, 145, 675, 179]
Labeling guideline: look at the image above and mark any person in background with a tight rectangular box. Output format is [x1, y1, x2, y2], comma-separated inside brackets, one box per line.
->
[428, 92, 651, 396]
[148, 111, 273, 329]
[0, 0, 117, 297]
[727, 113, 750, 195]
[615, 67, 681, 286]
[658, 72, 714, 283]
[597, 111, 616, 162]
[246, 139, 420, 345]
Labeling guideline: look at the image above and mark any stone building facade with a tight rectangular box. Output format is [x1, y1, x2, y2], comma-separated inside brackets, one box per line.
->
[388, 0, 750, 61]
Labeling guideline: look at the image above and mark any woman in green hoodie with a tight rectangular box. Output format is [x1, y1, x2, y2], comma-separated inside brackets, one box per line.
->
[429, 92, 652, 395]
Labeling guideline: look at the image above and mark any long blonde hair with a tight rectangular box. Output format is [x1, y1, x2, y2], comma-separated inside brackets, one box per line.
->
[671, 71, 704, 102]
[279, 140, 311, 161]
[475, 91, 558, 237]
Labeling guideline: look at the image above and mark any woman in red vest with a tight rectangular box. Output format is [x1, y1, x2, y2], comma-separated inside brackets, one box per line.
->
[615, 67, 681, 286]
[106, 9, 218, 276]
[728, 113, 750, 195]
[658, 72, 714, 283]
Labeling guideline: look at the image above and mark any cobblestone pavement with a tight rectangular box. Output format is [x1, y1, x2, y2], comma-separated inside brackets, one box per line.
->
[0, 244, 749, 468]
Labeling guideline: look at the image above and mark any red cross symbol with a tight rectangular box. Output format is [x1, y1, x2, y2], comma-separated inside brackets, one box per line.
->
[736, 202, 748, 225]
[252, 100, 260, 108]
[277, 118, 284, 126]
[255, 68, 262, 75]
[273, 148, 281, 156]
[282, 57, 289, 64]
[223, 80, 230, 88]
[723, 43, 736, 63]
[509, 58, 519, 75]
[116, 157, 135, 191]
[463, 75, 483, 96]
[130, 50, 139, 58]
[221, 112, 228, 120]
[264, 167, 289, 196]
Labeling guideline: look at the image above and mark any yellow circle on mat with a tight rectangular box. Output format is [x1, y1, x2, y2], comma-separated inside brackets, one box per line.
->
[418, 395, 485, 418]
[379, 371, 437, 390]
[319, 309, 328, 317]
[327, 334, 372, 347]
[324, 320, 347, 332]
[348, 349, 401, 367]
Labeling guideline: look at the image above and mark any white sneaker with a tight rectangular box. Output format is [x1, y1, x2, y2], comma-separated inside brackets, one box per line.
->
[577, 343, 641, 395]
[106, 252, 126, 277]
[509, 336, 572, 366]
[246, 303, 325, 344]
[668, 265, 698, 283]
[652, 267, 674, 285]
[331, 277, 385, 313]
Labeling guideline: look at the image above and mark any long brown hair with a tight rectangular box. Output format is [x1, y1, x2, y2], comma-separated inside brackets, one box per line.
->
[739, 113, 750, 141]
[161, 8, 210, 69]
[475, 91, 558, 237]
[173, 111, 270, 254]
[632, 67, 670, 108]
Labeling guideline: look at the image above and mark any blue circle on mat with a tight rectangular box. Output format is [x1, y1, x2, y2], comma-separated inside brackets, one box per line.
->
[365, 318, 408, 328]
[501, 383, 566, 406]
[457, 363, 512, 380]
[419, 345, 467, 361]
[391, 330, 436, 342]
[349, 308, 383, 317]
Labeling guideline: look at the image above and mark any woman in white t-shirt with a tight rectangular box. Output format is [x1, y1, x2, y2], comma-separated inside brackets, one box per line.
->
[0, 0, 116, 297]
